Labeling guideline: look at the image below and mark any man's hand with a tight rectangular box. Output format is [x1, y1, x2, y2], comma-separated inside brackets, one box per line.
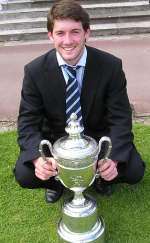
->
[33, 157, 57, 180]
[98, 159, 118, 181]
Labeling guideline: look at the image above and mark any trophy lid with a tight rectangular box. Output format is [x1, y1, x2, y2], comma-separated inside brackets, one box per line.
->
[52, 113, 98, 162]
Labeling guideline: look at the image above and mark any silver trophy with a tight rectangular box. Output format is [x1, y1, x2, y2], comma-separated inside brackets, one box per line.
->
[39, 113, 112, 243]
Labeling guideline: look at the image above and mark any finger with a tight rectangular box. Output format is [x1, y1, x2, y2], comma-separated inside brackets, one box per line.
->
[35, 167, 57, 178]
[39, 157, 47, 166]
[104, 170, 118, 181]
[35, 169, 57, 180]
[35, 170, 50, 180]
[100, 162, 116, 177]
[42, 162, 56, 171]
[37, 158, 55, 172]
[46, 157, 57, 170]
[40, 163, 58, 177]
[36, 162, 50, 174]
[102, 167, 118, 181]
[34, 157, 47, 169]
[98, 158, 108, 167]
[99, 159, 112, 173]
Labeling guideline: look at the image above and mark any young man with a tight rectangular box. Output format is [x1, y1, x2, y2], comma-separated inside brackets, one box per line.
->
[14, 0, 145, 203]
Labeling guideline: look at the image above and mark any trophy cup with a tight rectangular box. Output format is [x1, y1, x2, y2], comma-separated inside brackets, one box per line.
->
[39, 113, 112, 243]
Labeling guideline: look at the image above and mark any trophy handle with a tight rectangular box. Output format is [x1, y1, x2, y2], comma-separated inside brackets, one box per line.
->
[95, 136, 112, 178]
[98, 136, 112, 160]
[39, 139, 53, 162]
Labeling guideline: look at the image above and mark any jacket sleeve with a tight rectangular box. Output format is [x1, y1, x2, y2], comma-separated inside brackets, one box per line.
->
[106, 59, 134, 163]
[17, 65, 44, 164]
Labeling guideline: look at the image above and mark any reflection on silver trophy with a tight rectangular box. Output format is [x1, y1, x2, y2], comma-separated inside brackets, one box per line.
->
[39, 113, 112, 243]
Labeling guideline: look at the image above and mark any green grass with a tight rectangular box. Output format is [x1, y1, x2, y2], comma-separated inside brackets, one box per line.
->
[0, 124, 150, 243]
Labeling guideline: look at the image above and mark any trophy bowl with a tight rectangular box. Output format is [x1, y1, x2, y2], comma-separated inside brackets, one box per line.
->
[39, 113, 112, 243]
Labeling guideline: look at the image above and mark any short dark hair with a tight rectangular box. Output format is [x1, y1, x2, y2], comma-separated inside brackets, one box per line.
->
[47, 0, 90, 32]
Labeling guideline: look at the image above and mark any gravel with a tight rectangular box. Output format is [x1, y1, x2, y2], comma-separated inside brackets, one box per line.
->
[0, 116, 150, 133]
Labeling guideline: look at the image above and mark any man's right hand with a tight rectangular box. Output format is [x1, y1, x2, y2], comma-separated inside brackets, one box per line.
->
[33, 157, 58, 180]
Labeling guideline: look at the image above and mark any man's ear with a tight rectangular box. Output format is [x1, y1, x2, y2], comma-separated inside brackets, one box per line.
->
[85, 28, 90, 42]
[48, 32, 53, 41]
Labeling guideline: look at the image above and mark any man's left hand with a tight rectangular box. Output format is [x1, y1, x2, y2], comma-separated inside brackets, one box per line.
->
[98, 159, 118, 181]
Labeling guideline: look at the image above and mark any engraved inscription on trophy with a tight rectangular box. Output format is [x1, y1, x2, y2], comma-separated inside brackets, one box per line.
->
[70, 175, 84, 186]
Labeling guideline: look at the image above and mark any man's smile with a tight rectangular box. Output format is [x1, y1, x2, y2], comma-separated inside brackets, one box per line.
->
[62, 47, 76, 51]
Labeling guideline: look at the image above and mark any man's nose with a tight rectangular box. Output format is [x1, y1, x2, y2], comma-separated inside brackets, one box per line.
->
[64, 33, 73, 44]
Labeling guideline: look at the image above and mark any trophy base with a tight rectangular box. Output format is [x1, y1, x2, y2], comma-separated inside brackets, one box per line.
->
[58, 217, 105, 243]
[58, 193, 105, 243]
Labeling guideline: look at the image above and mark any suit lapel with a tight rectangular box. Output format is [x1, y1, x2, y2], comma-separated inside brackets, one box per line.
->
[43, 47, 102, 125]
[81, 47, 101, 122]
[44, 49, 66, 123]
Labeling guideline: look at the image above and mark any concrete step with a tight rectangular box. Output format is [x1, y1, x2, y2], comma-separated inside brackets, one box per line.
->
[1, 10, 150, 30]
[0, 7, 49, 21]
[83, 1, 150, 15]
[0, 17, 46, 30]
[0, 21, 150, 42]
[0, 0, 150, 42]
[91, 21, 150, 36]
[0, 1, 149, 19]
[2, 0, 52, 10]
[2, 0, 149, 11]
[91, 9, 150, 24]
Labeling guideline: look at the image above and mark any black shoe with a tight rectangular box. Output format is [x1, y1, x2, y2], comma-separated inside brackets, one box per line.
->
[45, 181, 64, 203]
[94, 178, 113, 196]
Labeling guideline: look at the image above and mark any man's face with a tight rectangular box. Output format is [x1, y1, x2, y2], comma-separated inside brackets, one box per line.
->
[48, 19, 90, 65]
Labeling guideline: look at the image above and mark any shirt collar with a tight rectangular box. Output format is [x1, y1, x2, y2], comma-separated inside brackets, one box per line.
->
[56, 47, 87, 68]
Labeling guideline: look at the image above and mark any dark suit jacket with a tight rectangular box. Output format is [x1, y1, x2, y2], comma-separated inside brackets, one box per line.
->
[17, 46, 134, 165]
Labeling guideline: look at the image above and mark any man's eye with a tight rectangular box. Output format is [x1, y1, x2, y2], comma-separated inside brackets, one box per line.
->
[73, 31, 80, 34]
[56, 32, 63, 36]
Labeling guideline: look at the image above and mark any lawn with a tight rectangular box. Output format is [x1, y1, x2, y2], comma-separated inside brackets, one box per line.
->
[0, 124, 150, 243]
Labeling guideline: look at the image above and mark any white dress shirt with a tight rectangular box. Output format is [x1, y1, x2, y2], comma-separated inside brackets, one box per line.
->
[56, 47, 87, 94]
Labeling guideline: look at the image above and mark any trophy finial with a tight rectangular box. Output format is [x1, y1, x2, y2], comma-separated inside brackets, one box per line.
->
[65, 113, 84, 135]
[70, 113, 77, 121]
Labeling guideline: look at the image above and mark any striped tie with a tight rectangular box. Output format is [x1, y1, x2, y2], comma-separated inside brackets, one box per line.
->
[65, 65, 83, 125]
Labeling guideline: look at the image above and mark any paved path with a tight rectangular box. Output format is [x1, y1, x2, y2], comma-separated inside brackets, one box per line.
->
[0, 34, 150, 121]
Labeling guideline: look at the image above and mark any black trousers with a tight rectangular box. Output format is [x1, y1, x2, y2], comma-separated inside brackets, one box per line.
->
[14, 147, 145, 190]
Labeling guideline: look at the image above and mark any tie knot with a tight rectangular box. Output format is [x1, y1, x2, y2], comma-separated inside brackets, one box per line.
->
[64, 65, 80, 78]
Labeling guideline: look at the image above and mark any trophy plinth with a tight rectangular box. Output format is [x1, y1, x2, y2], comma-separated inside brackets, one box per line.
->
[58, 193, 105, 243]
[39, 113, 112, 243]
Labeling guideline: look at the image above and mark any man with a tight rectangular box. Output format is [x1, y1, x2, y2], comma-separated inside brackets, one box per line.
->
[14, 0, 145, 203]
